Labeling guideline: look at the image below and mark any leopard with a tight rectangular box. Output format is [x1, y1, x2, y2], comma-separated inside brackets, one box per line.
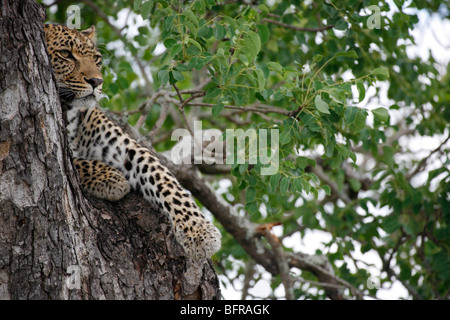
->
[44, 24, 221, 259]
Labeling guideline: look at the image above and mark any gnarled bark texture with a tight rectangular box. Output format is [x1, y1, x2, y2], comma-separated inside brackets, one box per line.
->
[0, 0, 220, 300]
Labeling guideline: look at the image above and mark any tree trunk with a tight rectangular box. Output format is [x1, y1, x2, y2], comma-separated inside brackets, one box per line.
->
[0, 0, 220, 300]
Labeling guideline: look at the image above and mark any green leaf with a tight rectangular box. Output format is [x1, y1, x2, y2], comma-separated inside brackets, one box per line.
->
[247, 31, 261, 56]
[309, 173, 320, 184]
[157, 68, 169, 85]
[324, 142, 334, 157]
[296, 156, 308, 169]
[198, 25, 213, 38]
[239, 163, 248, 175]
[382, 145, 394, 166]
[280, 131, 291, 145]
[174, 63, 189, 72]
[372, 107, 389, 122]
[344, 106, 358, 125]
[117, 74, 129, 88]
[171, 70, 184, 81]
[239, 31, 261, 62]
[348, 150, 357, 163]
[248, 175, 257, 187]
[382, 215, 401, 233]
[335, 19, 348, 30]
[134, 0, 143, 11]
[424, 241, 441, 255]
[322, 184, 331, 195]
[238, 53, 249, 66]
[371, 67, 390, 79]
[185, 21, 198, 37]
[214, 22, 226, 40]
[184, 10, 199, 27]
[307, 158, 317, 168]
[246, 187, 256, 203]
[267, 62, 283, 73]
[170, 43, 182, 57]
[301, 179, 311, 194]
[256, 24, 270, 43]
[212, 101, 224, 117]
[313, 54, 323, 62]
[205, 86, 221, 100]
[293, 177, 303, 193]
[246, 202, 259, 215]
[335, 50, 358, 58]
[188, 38, 202, 52]
[163, 38, 177, 49]
[269, 172, 280, 191]
[315, 95, 330, 114]
[356, 81, 365, 103]
[402, 216, 421, 236]
[164, 15, 175, 32]
[222, 15, 237, 30]
[280, 177, 290, 193]
[186, 44, 201, 56]
[140, 1, 153, 19]
[353, 112, 366, 132]
[258, 4, 269, 13]
[309, 122, 321, 132]
[238, 179, 247, 190]
[349, 178, 361, 192]
[285, 159, 295, 169]
[255, 68, 266, 90]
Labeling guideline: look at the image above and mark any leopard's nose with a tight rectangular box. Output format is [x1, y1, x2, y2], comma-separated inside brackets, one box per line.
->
[85, 77, 103, 89]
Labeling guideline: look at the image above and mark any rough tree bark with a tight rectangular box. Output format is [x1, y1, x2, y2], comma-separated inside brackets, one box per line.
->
[0, 0, 220, 300]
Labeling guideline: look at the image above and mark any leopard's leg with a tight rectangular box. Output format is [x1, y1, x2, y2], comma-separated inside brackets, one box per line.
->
[73, 158, 131, 201]
[75, 108, 222, 259]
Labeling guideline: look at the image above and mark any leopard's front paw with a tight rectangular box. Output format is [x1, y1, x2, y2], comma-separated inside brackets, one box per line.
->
[74, 158, 131, 201]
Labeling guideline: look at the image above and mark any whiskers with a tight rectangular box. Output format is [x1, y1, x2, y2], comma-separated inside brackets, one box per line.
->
[58, 87, 76, 102]
[99, 93, 109, 101]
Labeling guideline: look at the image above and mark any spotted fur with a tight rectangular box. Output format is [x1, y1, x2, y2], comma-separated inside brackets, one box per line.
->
[44, 24, 221, 259]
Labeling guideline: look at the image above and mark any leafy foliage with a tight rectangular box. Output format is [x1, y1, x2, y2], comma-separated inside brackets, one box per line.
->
[42, 0, 449, 299]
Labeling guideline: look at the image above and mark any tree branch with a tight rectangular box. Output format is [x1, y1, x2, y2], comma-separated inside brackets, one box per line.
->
[103, 107, 363, 300]
[311, 163, 352, 204]
[286, 252, 363, 299]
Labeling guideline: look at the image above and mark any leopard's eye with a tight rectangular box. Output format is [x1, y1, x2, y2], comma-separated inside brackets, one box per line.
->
[59, 50, 72, 58]
[94, 55, 102, 66]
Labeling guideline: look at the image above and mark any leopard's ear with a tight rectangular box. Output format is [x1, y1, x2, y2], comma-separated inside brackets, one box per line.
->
[81, 25, 96, 42]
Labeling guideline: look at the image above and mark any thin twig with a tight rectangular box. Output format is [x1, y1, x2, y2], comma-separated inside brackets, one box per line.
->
[257, 223, 295, 300]
[134, 90, 167, 130]
[287, 252, 363, 299]
[241, 259, 256, 300]
[261, 18, 334, 32]
[186, 102, 294, 117]
[177, 91, 206, 138]
[406, 132, 450, 181]
[173, 84, 184, 102]
[311, 164, 352, 204]
[148, 100, 170, 138]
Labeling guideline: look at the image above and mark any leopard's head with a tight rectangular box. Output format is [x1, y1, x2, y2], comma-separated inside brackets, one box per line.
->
[44, 24, 103, 105]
